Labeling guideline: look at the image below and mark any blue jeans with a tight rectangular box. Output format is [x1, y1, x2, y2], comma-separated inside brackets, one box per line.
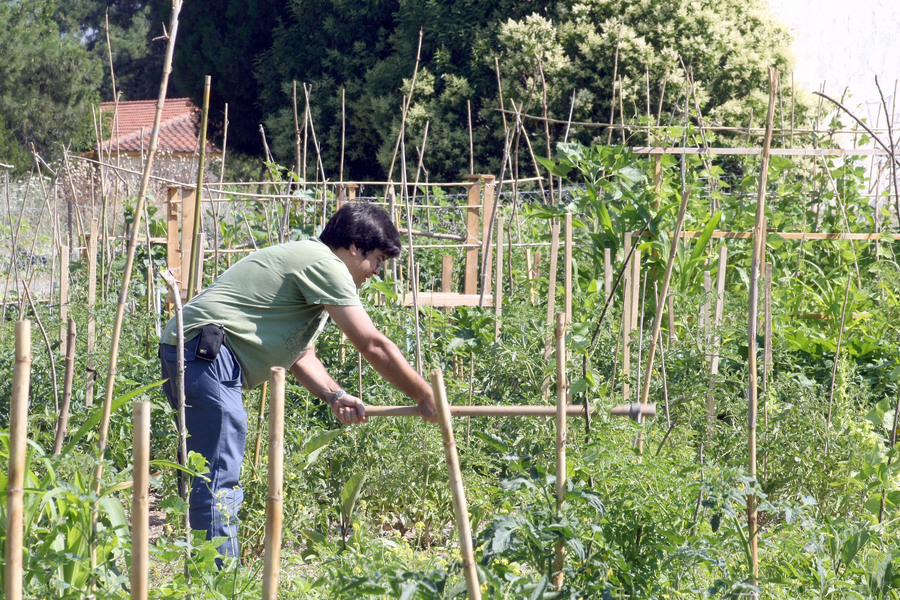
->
[160, 336, 247, 558]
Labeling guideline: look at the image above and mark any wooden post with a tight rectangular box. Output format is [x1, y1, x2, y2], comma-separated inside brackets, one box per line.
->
[564, 213, 573, 326]
[166, 187, 183, 280]
[431, 369, 481, 600]
[494, 218, 505, 340]
[130, 401, 150, 600]
[59, 245, 69, 352]
[636, 177, 690, 452]
[6, 321, 31, 600]
[86, 220, 98, 407]
[262, 367, 286, 600]
[480, 175, 496, 297]
[464, 176, 482, 295]
[552, 313, 568, 589]
[441, 255, 453, 294]
[53, 318, 77, 454]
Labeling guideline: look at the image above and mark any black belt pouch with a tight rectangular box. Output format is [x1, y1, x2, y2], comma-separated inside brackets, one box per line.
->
[195, 324, 225, 361]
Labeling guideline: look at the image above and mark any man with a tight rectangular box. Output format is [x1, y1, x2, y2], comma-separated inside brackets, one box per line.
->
[159, 203, 437, 558]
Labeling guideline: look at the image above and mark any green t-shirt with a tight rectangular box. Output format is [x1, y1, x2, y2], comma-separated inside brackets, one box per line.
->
[160, 238, 360, 389]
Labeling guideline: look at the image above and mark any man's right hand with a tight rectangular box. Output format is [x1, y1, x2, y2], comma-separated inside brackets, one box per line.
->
[417, 393, 438, 423]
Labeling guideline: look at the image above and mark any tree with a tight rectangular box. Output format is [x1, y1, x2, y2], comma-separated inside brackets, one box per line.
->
[51, 1, 166, 101]
[160, 0, 807, 181]
[0, 3, 102, 170]
[165, 0, 290, 154]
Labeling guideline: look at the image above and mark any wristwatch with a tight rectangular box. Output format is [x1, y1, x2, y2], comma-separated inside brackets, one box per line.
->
[327, 389, 346, 407]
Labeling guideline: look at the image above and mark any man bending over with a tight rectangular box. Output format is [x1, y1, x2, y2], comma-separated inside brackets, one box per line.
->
[159, 203, 437, 558]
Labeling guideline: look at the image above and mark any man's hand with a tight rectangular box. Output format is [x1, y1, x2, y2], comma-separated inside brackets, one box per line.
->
[417, 393, 438, 423]
[332, 393, 367, 425]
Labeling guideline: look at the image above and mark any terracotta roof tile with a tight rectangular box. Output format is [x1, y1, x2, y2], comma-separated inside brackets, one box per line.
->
[98, 98, 218, 154]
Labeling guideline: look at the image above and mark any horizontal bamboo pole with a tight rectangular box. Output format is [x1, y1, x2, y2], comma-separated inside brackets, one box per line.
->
[364, 404, 655, 418]
[632, 146, 890, 157]
[366, 405, 589, 417]
[679, 230, 900, 241]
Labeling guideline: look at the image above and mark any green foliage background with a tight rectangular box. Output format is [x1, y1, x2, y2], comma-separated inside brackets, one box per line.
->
[1, 0, 808, 178]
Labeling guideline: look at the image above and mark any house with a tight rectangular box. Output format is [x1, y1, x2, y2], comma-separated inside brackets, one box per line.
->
[93, 97, 221, 199]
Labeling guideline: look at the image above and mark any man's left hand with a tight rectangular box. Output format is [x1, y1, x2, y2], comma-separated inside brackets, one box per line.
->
[333, 394, 367, 425]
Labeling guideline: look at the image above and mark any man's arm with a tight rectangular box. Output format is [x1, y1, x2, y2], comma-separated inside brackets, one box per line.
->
[325, 304, 437, 422]
[291, 347, 366, 424]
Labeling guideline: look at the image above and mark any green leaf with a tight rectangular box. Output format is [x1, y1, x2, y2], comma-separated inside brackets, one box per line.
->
[59, 380, 165, 457]
[689, 211, 723, 264]
[840, 527, 870, 568]
[536, 156, 572, 178]
[473, 431, 509, 453]
[341, 473, 368, 522]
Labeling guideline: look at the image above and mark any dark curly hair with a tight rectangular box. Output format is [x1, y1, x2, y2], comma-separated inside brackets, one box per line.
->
[319, 203, 402, 258]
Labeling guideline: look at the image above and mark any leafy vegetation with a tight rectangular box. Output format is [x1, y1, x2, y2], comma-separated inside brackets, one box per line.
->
[2, 129, 900, 598]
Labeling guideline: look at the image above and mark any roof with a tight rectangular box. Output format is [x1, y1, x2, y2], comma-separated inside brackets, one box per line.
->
[98, 98, 218, 154]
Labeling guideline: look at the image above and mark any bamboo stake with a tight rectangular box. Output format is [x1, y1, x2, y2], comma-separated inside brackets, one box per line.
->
[824, 276, 852, 456]
[186, 75, 211, 301]
[402, 121, 430, 372]
[293, 81, 302, 186]
[430, 369, 481, 600]
[130, 401, 150, 600]
[763, 262, 772, 477]
[94, 1, 183, 504]
[159, 269, 190, 584]
[879, 385, 900, 523]
[635, 180, 690, 452]
[604, 247, 613, 298]
[564, 213, 573, 326]
[53, 318, 77, 454]
[494, 217, 504, 341]
[340, 88, 346, 183]
[386, 29, 424, 184]
[262, 367, 286, 600]
[253, 382, 269, 471]
[21, 280, 60, 413]
[544, 219, 560, 361]
[606, 27, 621, 145]
[6, 321, 31, 600]
[468, 99, 474, 174]
[706, 247, 728, 430]
[552, 313, 568, 589]
[622, 234, 635, 403]
[86, 219, 98, 407]
[747, 68, 779, 588]
[59, 245, 69, 352]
